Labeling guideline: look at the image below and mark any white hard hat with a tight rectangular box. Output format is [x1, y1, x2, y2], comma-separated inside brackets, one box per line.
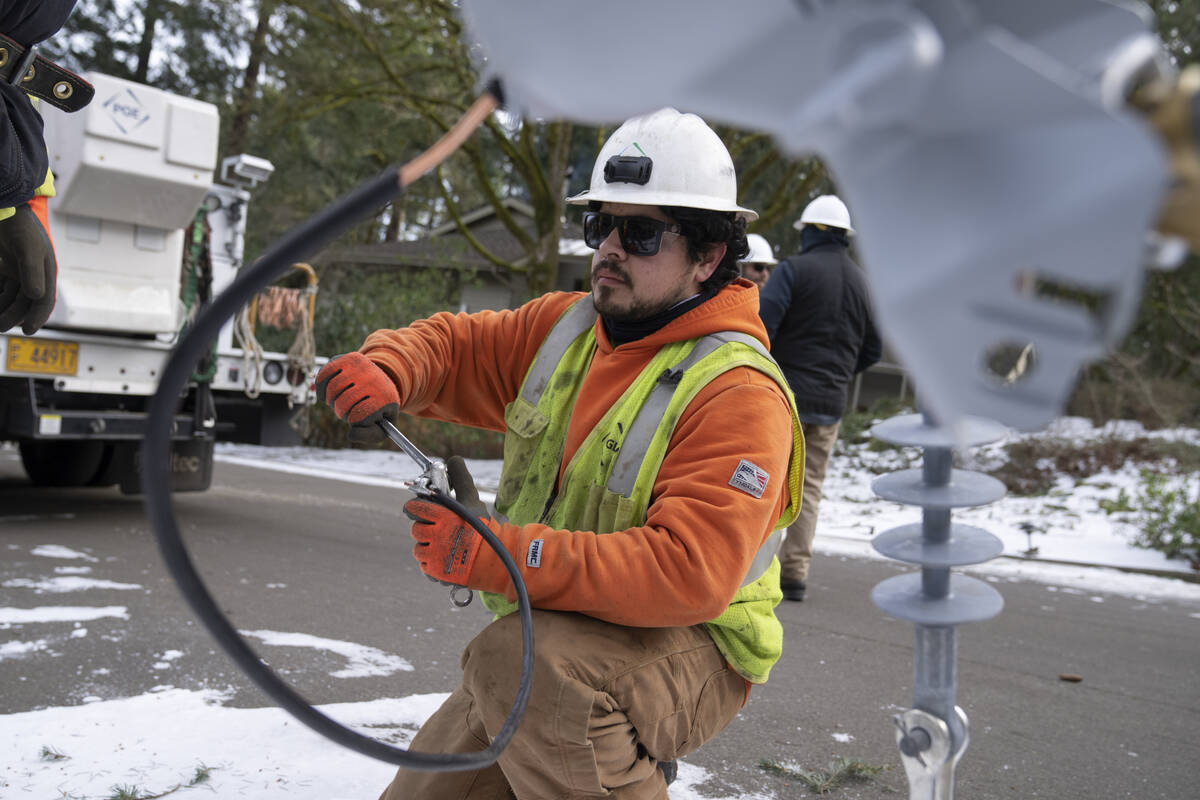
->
[740, 233, 777, 265]
[567, 107, 758, 222]
[794, 194, 854, 234]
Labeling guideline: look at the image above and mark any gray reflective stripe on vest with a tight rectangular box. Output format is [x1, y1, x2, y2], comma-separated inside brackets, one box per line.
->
[744, 528, 783, 587]
[606, 331, 768, 496]
[603, 330, 780, 588]
[520, 295, 597, 406]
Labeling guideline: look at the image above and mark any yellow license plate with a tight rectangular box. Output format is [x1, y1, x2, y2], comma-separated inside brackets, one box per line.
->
[5, 337, 80, 376]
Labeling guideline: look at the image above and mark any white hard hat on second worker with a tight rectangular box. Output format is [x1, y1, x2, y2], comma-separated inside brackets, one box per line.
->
[795, 194, 854, 234]
[740, 233, 777, 265]
[567, 107, 758, 222]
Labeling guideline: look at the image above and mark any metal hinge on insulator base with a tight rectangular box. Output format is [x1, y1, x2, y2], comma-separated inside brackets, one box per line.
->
[869, 413, 1009, 799]
[893, 706, 968, 800]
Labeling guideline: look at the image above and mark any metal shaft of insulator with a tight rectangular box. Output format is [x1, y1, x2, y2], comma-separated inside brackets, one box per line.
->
[916, 446, 960, 741]
[922, 447, 953, 486]
[921, 452, 953, 601]
[914, 625, 961, 745]
[869, 413, 1009, 799]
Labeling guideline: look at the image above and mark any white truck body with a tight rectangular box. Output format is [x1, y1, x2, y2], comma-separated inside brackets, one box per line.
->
[0, 73, 318, 492]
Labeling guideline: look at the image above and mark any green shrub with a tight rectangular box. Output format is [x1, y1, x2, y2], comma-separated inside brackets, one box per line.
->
[314, 266, 477, 357]
[1098, 488, 1135, 514]
[389, 415, 505, 460]
[300, 264, 500, 457]
[988, 436, 1200, 497]
[1130, 469, 1200, 570]
[988, 439, 1059, 496]
[838, 396, 914, 445]
[759, 757, 890, 794]
[305, 402, 503, 460]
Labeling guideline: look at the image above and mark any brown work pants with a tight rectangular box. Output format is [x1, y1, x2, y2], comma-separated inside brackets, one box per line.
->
[778, 420, 840, 583]
[378, 609, 746, 799]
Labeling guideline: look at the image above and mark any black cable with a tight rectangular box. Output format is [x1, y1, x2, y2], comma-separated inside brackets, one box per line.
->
[142, 165, 534, 770]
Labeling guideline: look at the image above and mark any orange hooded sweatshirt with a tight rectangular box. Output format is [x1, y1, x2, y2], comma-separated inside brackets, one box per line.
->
[361, 278, 794, 628]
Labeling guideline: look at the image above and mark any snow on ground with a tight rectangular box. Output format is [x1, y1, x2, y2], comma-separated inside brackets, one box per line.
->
[2, 576, 142, 593]
[3, 417, 1198, 798]
[240, 630, 414, 678]
[0, 605, 129, 624]
[1, 686, 751, 799]
[821, 415, 1200, 578]
[30, 544, 95, 561]
[2, 688, 442, 800]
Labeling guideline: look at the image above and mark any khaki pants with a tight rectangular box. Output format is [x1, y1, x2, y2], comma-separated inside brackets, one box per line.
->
[778, 420, 840, 583]
[379, 610, 747, 800]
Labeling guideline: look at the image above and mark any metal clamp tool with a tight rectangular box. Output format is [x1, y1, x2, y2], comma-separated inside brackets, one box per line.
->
[378, 418, 472, 607]
[379, 418, 449, 496]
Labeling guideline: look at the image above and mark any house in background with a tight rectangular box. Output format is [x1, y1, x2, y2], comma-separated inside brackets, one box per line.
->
[315, 197, 592, 312]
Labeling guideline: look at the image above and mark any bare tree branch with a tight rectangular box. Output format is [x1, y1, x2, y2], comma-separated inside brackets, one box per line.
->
[434, 165, 523, 274]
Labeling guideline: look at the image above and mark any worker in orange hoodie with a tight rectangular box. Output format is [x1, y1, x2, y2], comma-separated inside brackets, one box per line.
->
[317, 107, 805, 799]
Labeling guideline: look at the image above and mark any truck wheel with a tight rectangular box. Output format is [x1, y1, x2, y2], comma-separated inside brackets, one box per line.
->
[18, 440, 107, 487]
[89, 444, 121, 487]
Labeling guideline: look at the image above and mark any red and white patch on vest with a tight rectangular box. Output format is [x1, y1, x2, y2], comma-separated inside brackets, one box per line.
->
[729, 458, 769, 498]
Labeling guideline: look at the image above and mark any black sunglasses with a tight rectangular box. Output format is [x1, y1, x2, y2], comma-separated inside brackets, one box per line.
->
[582, 211, 682, 257]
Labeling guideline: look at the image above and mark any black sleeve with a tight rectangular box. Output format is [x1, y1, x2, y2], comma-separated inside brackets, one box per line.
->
[855, 314, 883, 374]
[2, 0, 79, 44]
[0, 81, 48, 208]
[757, 258, 794, 340]
[0, 0, 78, 207]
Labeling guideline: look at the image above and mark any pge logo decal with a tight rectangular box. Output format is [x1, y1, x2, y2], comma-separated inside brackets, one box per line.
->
[102, 89, 151, 135]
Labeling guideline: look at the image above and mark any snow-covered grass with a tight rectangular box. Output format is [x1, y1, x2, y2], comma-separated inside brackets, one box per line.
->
[2, 689, 443, 800]
[819, 415, 1200, 584]
[3, 417, 1198, 798]
[1, 688, 747, 799]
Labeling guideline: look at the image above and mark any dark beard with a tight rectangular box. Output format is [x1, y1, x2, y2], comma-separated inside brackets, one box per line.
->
[590, 258, 675, 322]
[593, 288, 677, 322]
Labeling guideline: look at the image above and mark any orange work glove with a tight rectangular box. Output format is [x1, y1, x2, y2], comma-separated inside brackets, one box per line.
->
[314, 352, 399, 444]
[0, 202, 57, 334]
[406, 456, 494, 585]
[405, 497, 486, 585]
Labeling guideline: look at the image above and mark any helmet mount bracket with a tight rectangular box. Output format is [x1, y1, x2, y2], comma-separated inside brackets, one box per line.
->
[604, 155, 653, 185]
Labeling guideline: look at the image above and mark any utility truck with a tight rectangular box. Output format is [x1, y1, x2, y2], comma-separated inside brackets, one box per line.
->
[0, 73, 320, 493]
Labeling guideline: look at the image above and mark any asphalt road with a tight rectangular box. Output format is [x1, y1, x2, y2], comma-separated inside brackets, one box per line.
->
[1, 450, 1197, 799]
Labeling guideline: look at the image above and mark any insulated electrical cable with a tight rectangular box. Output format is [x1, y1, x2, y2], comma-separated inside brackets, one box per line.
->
[141, 90, 535, 771]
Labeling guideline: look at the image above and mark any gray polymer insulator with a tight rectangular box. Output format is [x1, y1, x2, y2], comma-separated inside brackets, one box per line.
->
[868, 412, 1008, 799]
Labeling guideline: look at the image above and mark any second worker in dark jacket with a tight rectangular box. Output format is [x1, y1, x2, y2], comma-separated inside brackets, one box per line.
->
[758, 194, 882, 601]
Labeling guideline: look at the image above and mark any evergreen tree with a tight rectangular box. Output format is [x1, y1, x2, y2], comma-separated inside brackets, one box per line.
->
[42, 0, 249, 104]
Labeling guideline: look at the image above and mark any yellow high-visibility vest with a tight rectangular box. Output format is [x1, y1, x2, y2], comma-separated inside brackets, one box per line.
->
[481, 296, 805, 683]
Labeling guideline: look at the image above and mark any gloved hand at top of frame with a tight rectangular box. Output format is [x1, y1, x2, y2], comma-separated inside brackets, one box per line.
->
[314, 352, 400, 444]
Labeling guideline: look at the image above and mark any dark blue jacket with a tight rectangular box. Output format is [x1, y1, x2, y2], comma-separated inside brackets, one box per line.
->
[758, 237, 882, 421]
[1, 0, 78, 207]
